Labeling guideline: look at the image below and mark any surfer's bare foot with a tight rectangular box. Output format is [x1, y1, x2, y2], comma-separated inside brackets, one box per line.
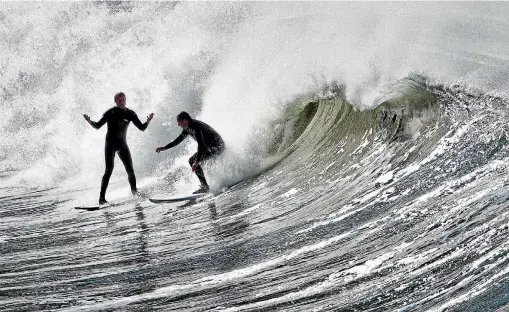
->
[99, 198, 108, 205]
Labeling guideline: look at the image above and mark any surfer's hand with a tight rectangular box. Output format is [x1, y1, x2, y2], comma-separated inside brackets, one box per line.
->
[146, 113, 154, 123]
[192, 162, 200, 172]
[83, 114, 91, 123]
[156, 147, 165, 153]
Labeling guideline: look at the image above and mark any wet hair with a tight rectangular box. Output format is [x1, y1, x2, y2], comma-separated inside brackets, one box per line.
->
[114, 92, 125, 102]
[177, 111, 192, 121]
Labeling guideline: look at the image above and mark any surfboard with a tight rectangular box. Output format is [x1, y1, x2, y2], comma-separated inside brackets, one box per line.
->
[75, 194, 146, 210]
[149, 193, 211, 203]
[74, 204, 111, 211]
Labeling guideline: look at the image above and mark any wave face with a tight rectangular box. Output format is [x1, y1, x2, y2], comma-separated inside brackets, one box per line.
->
[251, 77, 509, 310]
[3, 2, 509, 312]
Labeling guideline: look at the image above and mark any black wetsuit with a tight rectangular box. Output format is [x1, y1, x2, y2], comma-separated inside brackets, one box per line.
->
[90, 107, 149, 201]
[164, 119, 225, 187]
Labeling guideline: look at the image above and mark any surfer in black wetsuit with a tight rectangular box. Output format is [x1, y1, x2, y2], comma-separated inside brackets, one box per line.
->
[156, 111, 225, 193]
[84, 92, 154, 205]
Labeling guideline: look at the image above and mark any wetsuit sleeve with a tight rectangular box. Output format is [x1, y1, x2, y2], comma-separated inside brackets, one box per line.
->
[90, 112, 108, 129]
[195, 128, 206, 162]
[163, 131, 188, 150]
[130, 111, 149, 131]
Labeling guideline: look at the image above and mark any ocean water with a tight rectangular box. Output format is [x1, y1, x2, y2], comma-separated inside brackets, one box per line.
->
[2, 2, 509, 311]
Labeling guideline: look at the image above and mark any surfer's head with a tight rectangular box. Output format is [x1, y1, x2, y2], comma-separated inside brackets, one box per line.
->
[177, 111, 191, 129]
[114, 92, 126, 109]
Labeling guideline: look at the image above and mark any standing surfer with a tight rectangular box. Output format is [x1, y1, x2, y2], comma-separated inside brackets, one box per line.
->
[156, 111, 225, 193]
[84, 92, 154, 205]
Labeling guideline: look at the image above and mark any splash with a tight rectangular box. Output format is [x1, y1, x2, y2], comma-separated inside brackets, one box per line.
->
[1, 2, 509, 189]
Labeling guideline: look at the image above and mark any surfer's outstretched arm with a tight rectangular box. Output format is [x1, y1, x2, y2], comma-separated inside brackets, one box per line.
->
[156, 131, 188, 153]
[83, 113, 107, 129]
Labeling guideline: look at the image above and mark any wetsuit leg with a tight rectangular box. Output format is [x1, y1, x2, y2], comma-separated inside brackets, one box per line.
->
[117, 144, 137, 193]
[189, 153, 208, 186]
[200, 146, 224, 163]
[100, 145, 116, 201]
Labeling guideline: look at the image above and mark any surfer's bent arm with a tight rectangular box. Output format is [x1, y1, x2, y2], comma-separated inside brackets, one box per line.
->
[84, 113, 107, 129]
[195, 129, 206, 163]
[163, 131, 188, 150]
[131, 111, 153, 131]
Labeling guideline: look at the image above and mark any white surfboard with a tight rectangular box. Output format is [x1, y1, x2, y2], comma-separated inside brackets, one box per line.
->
[149, 193, 211, 203]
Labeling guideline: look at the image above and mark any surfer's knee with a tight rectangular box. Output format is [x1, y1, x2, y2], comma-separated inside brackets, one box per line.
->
[104, 167, 113, 176]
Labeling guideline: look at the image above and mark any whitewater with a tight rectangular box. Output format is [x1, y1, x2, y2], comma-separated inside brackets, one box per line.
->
[2, 2, 509, 311]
